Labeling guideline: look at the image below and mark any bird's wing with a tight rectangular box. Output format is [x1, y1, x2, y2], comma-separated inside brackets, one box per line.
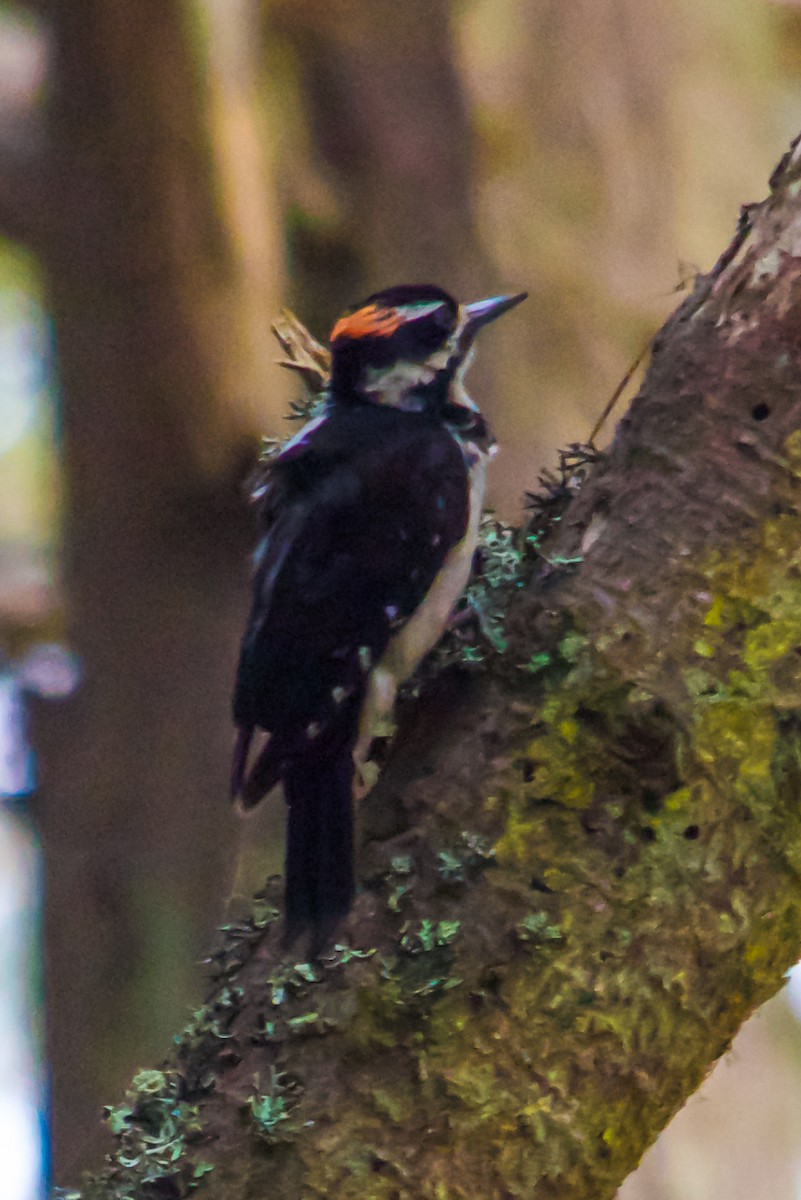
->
[232, 405, 470, 770]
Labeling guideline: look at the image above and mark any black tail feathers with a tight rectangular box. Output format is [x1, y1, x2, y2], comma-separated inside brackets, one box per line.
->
[232, 727, 288, 809]
[231, 728, 355, 950]
[282, 751, 355, 949]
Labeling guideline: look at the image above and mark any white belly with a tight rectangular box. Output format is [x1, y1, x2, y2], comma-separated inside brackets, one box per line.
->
[354, 450, 489, 773]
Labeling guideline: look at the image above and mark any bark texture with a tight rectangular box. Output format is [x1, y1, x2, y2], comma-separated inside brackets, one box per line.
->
[67, 141, 801, 1199]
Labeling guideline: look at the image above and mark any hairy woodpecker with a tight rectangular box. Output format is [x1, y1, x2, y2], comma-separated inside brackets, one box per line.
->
[231, 283, 527, 942]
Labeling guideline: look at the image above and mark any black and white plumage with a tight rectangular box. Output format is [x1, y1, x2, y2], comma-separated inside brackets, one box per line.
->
[231, 283, 526, 942]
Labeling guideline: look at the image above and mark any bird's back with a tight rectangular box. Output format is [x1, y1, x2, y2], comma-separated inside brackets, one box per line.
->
[233, 403, 470, 753]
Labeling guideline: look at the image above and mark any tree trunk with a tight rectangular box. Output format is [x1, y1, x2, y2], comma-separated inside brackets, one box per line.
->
[65, 138, 801, 1198]
[33, 0, 288, 1177]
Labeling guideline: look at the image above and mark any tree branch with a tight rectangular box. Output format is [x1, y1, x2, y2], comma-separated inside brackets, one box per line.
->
[65, 135, 801, 1200]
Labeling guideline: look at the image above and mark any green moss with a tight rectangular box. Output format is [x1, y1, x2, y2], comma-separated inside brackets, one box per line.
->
[328, 943, 377, 967]
[495, 634, 636, 874]
[464, 516, 528, 653]
[436, 832, 494, 883]
[692, 701, 776, 806]
[389, 919, 463, 1000]
[266, 961, 320, 1007]
[346, 918, 466, 1060]
[427, 446, 600, 675]
[67, 1069, 214, 1199]
[246, 1066, 298, 1144]
[681, 484, 801, 868]
[351, 975, 406, 1050]
[517, 911, 564, 944]
[523, 650, 552, 674]
[386, 853, 415, 912]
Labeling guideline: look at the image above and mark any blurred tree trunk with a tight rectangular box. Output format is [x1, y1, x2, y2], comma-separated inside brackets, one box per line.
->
[265, 0, 492, 340]
[32, 0, 288, 1179]
[72, 140, 801, 1199]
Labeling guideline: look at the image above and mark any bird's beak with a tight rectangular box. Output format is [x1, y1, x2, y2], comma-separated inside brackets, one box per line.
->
[462, 292, 527, 342]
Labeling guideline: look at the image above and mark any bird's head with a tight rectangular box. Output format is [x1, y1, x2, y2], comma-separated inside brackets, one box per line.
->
[328, 283, 527, 431]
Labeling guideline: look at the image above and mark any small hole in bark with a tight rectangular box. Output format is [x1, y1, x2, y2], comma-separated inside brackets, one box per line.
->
[530, 876, 554, 894]
[613, 865, 626, 879]
[752, 403, 770, 421]
[640, 826, 656, 843]
[479, 967, 502, 993]
[641, 789, 662, 814]
[521, 761, 534, 783]
[683, 824, 700, 840]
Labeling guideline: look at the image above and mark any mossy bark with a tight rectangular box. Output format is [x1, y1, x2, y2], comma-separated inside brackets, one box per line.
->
[72, 143, 801, 1199]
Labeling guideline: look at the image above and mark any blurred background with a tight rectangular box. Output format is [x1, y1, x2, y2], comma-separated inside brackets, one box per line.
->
[1, 0, 801, 1195]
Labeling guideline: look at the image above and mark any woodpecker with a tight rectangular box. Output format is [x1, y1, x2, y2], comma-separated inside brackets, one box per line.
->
[231, 283, 527, 943]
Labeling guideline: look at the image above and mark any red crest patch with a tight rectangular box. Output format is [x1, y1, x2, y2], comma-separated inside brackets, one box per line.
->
[330, 304, 404, 343]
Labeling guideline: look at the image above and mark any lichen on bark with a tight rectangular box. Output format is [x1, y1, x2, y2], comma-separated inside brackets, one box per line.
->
[62, 134, 801, 1200]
